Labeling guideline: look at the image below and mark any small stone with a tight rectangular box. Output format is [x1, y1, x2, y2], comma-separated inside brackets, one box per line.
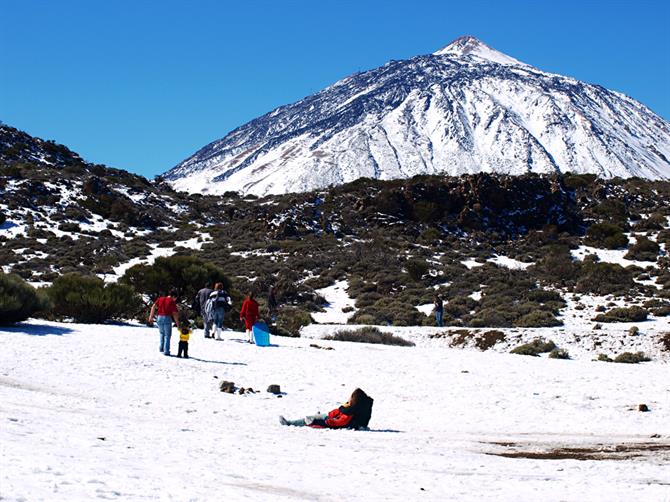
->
[219, 381, 235, 393]
[638, 404, 649, 412]
[267, 384, 281, 394]
[239, 388, 246, 395]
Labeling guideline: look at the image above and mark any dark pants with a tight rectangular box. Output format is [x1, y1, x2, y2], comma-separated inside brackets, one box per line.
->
[178, 341, 189, 358]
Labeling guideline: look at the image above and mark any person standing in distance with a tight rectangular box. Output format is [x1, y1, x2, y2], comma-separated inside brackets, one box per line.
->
[434, 294, 444, 328]
[148, 290, 180, 356]
[206, 282, 230, 341]
[195, 282, 214, 338]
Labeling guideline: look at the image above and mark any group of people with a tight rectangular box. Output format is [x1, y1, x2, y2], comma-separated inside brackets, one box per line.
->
[148, 286, 375, 430]
[148, 283, 274, 357]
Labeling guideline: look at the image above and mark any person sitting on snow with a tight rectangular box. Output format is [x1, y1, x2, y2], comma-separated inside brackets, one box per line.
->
[279, 388, 374, 429]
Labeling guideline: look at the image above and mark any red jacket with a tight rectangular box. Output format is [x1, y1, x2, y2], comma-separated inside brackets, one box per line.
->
[154, 296, 177, 316]
[239, 298, 260, 329]
[308, 406, 354, 429]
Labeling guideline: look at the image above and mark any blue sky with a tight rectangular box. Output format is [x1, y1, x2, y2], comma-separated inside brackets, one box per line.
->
[2, 0, 668, 178]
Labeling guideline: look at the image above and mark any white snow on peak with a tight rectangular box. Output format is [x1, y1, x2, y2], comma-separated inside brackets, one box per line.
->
[433, 35, 527, 66]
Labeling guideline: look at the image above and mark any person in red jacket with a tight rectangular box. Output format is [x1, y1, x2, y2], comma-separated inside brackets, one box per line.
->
[239, 291, 260, 343]
[279, 388, 374, 429]
[148, 290, 180, 356]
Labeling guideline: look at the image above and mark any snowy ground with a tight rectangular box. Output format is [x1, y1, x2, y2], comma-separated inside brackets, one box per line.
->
[1, 320, 669, 501]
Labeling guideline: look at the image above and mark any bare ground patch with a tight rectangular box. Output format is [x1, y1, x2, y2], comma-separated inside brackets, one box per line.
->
[483, 441, 670, 462]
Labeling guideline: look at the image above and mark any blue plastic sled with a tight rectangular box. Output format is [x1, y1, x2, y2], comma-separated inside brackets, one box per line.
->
[252, 321, 271, 346]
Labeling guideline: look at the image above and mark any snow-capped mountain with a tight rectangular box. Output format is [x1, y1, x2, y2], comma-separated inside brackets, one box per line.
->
[165, 36, 670, 196]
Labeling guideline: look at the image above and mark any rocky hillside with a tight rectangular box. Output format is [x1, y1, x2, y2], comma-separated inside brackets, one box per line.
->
[3, 125, 670, 340]
[165, 36, 670, 196]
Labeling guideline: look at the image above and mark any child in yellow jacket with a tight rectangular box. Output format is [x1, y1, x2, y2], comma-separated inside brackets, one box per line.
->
[177, 319, 191, 358]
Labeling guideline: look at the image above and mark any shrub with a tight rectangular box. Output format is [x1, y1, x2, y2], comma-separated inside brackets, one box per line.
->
[47, 273, 141, 323]
[510, 338, 556, 356]
[585, 222, 628, 249]
[624, 237, 659, 262]
[576, 262, 634, 296]
[597, 353, 612, 362]
[273, 306, 312, 337]
[122, 255, 230, 303]
[613, 351, 650, 364]
[325, 326, 415, 347]
[548, 348, 570, 359]
[405, 258, 429, 281]
[0, 272, 51, 324]
[514, 310, 563, 327]
[592, 306, 648, 323]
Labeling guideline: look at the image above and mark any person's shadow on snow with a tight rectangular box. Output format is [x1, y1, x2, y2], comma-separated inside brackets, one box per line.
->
[1, 323, 74, 336]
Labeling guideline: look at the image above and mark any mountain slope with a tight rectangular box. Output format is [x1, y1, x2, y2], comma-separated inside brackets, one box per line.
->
[165, 36, 670, 196]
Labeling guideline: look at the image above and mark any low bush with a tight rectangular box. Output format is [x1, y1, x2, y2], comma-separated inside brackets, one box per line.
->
[597, 353, 612, 362]
[592, 306, 648, 323]
[548, 348, 570, 359]
[624, 236, 660, 262]
[47, 273, 141, 323]
[0, 272, 51, 324]
[514, 310, 563, 327]
[613, 351, 650, 364]
[585, 222, 628, 249]
[272, 306, 312, 337]
[325, 326, 415, 347]
[510, 338, 556, 356]
[576, 262, 634, 296]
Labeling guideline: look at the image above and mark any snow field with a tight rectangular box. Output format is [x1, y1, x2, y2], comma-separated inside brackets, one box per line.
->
[1, 320, 668, 501]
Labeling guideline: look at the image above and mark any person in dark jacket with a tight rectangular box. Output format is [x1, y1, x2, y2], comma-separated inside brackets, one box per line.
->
[195, 283, 214, 338]
[206, 283, 230, 341]
[434, 294, 444, 327]
[239, 291, 260, 343]
[279, 388, 374, 429]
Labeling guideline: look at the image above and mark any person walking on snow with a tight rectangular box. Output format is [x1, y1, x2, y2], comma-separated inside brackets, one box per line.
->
[206, 282, 230, 341]
[148, 290, 180, 356]
[195, 283, 214, 338]
[239, 291, 260, 343]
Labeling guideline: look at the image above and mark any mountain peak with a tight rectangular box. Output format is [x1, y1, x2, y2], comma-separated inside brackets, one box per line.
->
[433, 35, 526, 66]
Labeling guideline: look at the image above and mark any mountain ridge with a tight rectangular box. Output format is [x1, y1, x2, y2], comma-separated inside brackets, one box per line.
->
[165, 36, 670, 196]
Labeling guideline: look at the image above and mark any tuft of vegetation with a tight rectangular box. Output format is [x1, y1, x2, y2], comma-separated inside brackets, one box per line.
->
[47, 273, 141, 323]
[597, 353, 613, 362]
[325, 326, 415, 346]
[624, 236, 660, 262]
[585, 222, 628, 249]
[272, 306, 312, 337]
[510, 338, 556, 356]
[0, 272, 51, 324]
[613, 351, 651, 364]
[548, 348, 570, 359]
[514, 310, 563, 328]
[592, 306, 648, 323]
